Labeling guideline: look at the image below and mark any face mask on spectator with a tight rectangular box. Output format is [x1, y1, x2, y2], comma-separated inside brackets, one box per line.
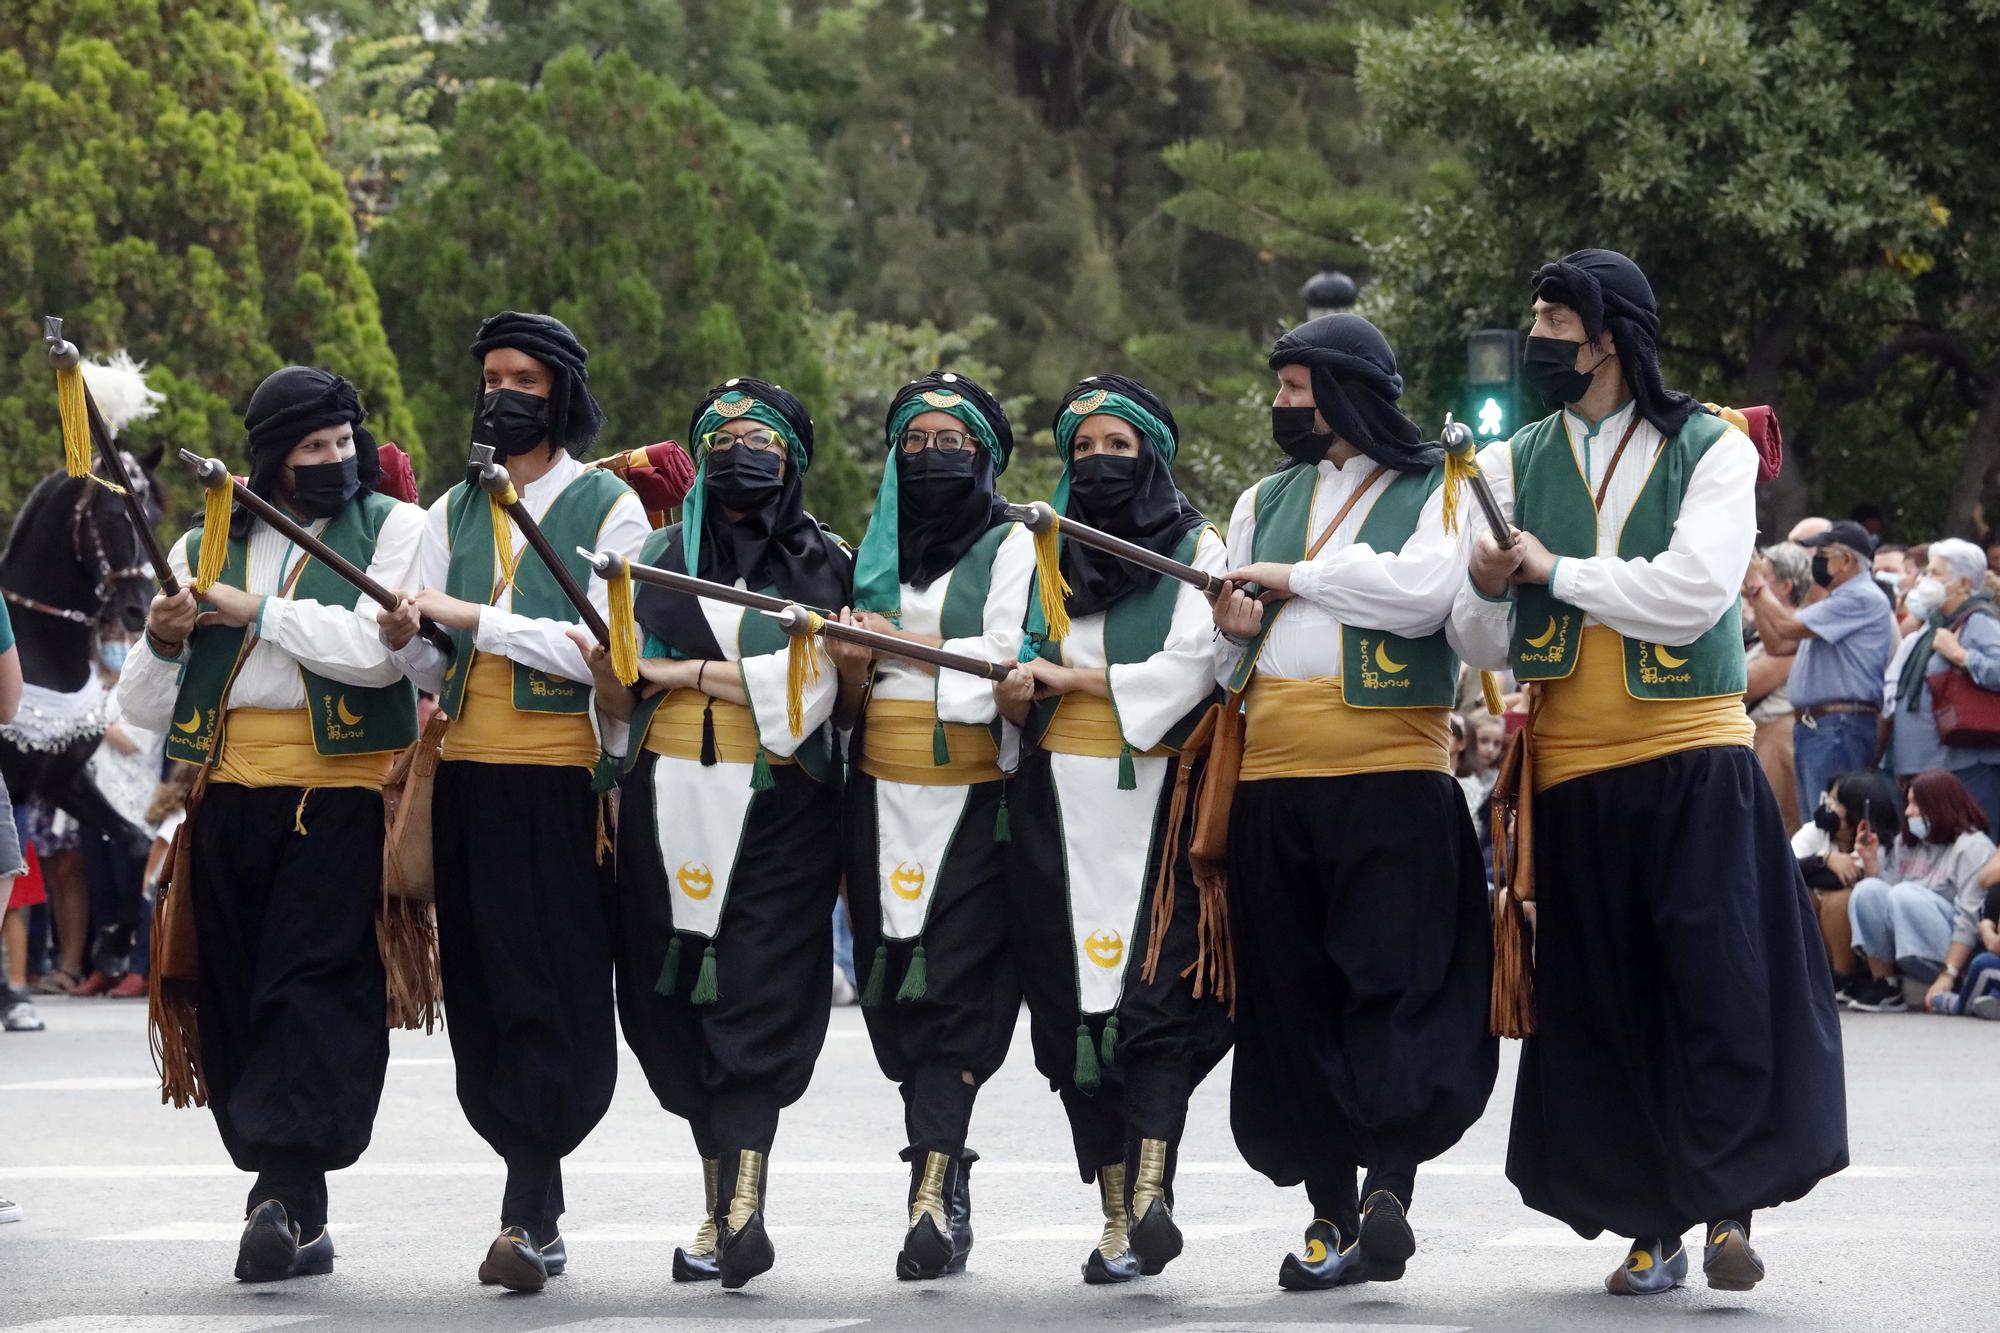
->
[1812, 803, 1841, 834]
[1908, 814, 1930, 842]
[1810, 553, 1833, 587]
[1908, 575, 1946, 619]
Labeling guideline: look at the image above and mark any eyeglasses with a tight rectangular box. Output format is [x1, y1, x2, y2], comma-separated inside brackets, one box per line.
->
[704, 429, 786, 456]
[899, 428, 972, 455]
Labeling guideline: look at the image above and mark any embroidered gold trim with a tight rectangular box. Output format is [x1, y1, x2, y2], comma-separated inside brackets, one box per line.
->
[920, 390, 965, 409]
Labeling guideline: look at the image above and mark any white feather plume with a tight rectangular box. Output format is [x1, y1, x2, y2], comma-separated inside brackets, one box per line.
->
[78, 351, 165, 437]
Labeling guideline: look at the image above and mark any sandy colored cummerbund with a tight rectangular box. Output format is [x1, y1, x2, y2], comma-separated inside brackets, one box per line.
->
[1240, 675, 1450, 781]
[1039, 692, 1173, 760]
[213, 707, 394, 791]
[861, 696, 1003, 786]
[643, 686, 791, 766]
[1532, 626, 1753, 792]
[442, 651, 599, 768]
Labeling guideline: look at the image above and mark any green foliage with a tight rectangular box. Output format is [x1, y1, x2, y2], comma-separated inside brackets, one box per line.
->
[0, 0, 416, 518]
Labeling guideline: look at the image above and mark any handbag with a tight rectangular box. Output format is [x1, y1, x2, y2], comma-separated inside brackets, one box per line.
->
[1931, 606, 2000, 748]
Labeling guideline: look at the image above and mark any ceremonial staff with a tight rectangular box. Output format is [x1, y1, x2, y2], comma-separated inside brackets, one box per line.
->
[1441, 413, 1513, 549]
[176, 450, 453, 653]
[42, 316, 180, 596]
[469, 443, 612, 646]
[1002, 501, 1222, 596]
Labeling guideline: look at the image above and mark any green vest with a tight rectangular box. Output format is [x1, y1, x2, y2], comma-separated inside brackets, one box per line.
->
[437, 467, 631, 718]
[1508, 410, 1745, 698]
[1026, 524, 1220, 750]
[166, 492, 419, 764]
[1226, 464, 1458, 707]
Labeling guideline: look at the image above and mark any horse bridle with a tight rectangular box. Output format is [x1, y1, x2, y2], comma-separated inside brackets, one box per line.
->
[1, 469, 155, 627]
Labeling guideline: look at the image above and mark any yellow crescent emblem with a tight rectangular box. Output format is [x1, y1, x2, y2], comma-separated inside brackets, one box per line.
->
[1373, 641, 1407, 675]
[890, 861, 926, 901]
[675, 862, 714, 900]
[335, 695, 363, 726]
[1303, 1238, 1328, 1263]
[1066, 388, 1110, 416]
[1653, 644, 1688, 668]
[173, 709, 201, 735]
[1526, 617, 1558, 648]
[1083, 929, 1124, 969]
[1627, 1248, 1655, 1273]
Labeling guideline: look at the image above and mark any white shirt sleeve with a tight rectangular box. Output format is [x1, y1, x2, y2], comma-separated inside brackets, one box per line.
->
[262, 501, 427, 689]
[1211, 486, 1256, 689]
[1545, 428, 1758, 648]
[1108, 527, 1224, 751]
[114, 532, 194, 732]
[390, 494, 453, 696]
[741, 637, 839, 758]
[937, 524, 1033, 725]
[1447, 441, 1518, 671]
[1288, 469, 1470, 638]
[471, 491, 653, 685]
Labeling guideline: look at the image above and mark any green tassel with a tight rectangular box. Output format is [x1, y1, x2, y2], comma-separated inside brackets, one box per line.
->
[1100, 1013, 1119, 1069]
[1074, 1021, 1101, 1092]
[896, 944, 929, 1002]
[750, 747, 774, 791]
[860, 943, 889, 1007]
[1117, 742, 1136, 791]
[932, 716, 950, 766]
[591, 750, 619, 795]
[654, 936, 682, 997]
[690, 943, 720, 1005]
[994, 784, 1011, 843]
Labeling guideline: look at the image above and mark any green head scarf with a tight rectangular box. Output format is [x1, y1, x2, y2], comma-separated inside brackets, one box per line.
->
[681, 386, 809, 577]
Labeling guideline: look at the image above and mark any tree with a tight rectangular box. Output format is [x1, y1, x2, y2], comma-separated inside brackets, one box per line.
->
[364, 47, 870, 527]
[0, 0, 417, 517]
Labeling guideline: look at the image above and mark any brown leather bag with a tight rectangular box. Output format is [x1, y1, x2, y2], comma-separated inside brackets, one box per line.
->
[382, 711, 449, 904]
[1187, 693, 1244, 875]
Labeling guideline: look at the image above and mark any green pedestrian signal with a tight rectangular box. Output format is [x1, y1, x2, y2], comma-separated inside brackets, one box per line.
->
[1466, 329, 1520, 445]
[1477, 396, 1506, 438]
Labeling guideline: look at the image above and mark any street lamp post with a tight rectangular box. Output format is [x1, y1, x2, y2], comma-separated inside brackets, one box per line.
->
[1300, 270, 1358, 320]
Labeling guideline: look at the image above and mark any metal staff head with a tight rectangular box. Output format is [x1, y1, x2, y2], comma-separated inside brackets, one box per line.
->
[468, 442, 511, 495]
[42, 315, 80, 370]
[1002, 500, 1057, 534]
[1441, 412, 1476, 459]
[178, 448, 231, 491]
[576, 546, 628, 581]
[762, 604, 815, 637]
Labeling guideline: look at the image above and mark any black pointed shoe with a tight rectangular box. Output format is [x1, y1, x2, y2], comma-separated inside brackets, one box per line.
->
[1357, 1190, 1415, 1282]
[1604, 1237, 1687, 1295]
[235, 1200, 300, 1283]
[289, 1226, 335, 1277]
[895, 1148, 959, 1280]
[946, 1148, 977, 1273]
[478, 1225, 548, 1292]
[1125, 1138, 1181, 1276]
[1702, 1221, 1765, 1291]
[1081, 1162, 1140, 1285]
[673, 1155, 722, 1281]
[538, 1234, 567, 1277]
[716, 1149, 775, 1289]
[1277, 1218, 1368, 1291]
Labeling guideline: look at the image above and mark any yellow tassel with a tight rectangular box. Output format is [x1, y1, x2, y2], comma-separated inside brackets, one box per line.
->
[1481, 670, 1503, 717]
[606, 561, 640, 686]
[786, 611, 825, 737]
[55, 363, 91, 479]
[193, 479, 231, 592]
[1441, 444, 1479, 536]
[1032, 518, 1071, 643]
[489, 493, 519, 594]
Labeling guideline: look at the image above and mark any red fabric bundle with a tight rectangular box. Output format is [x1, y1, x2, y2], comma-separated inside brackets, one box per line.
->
[374, 441, 421, 503]
[619, 440, 696, 524]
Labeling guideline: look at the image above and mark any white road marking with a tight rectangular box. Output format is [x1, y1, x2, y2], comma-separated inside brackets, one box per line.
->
[1, 1320, 323, 1333]
[989, 1221, 1273, 1241]
[1133, 1324, 1468, 1333]
[532, 1322, 865, 1333]
[0, 1076, 160, 1091]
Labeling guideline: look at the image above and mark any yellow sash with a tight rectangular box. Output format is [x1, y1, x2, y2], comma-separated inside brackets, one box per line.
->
[442, 651, 599, 768]
[643, 687, 792, 766]
[860, 697, 1002, 786]
[1240, 676, 1449, 781]
[213, 707, 394, 791]
[1038, 693, 1173, 760]
[1531, 626, 1753, 791]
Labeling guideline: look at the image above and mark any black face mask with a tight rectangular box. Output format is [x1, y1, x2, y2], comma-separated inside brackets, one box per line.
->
[899, 447, 979, 509]
[1523, 335, 1600, 406]
[1068, 453, 1140, 514]
[1811, 553, 1833, 588]
[476, 388, 551, 457]
[1272, 404, 1333, 467]
[287, 456, 360, 519]
[1813, 803, 1843, 835]
[706, 446, 785, 513]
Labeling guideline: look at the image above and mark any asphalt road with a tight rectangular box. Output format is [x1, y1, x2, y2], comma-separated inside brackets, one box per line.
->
[0, 994, 1985, 1332]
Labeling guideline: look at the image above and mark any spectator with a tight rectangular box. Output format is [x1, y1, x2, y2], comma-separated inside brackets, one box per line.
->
[1745, 542, 1810, 832]
[1896, 542, 1931, 632]
[1794, 768, 1902, 1005]
[1746, 519, 1899, 826]
[1930, 857, 2000, 1019]
[1788, 516, 1833, 605]
[1986, 538, 2000, 576]
[1846, 769, 1996, 1013]
[1449, 712, 1493, 816]
[1850, 501, 1888, 538]
[1884, 538, 2000, 833]
[3, 847, 47, 1031]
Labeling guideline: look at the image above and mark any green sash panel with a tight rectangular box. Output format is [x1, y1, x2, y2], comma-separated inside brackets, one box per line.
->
[1509, 410, 1746, 698]
[166, 491, 419, 763]
[1225, 464, 1458, 707]
[438, 467, 631, 717]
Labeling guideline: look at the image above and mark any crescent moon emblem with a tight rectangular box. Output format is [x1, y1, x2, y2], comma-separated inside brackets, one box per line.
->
[1526, 617, 1558, 648]
[1303, 1238, 1328, 1264]
[675, 862, 714, 900]
[1083, 929, 1125, 968]
[890, 861, 926, 901]
[173, 709, 202, 735]
[1373, 641, 1407, 674]
[1653, 645, 1688, 668]
[335, 695, 364, 726]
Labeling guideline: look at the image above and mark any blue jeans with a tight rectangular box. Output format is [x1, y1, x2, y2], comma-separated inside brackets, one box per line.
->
[1849, 877, 1956, 980]
[1793, 711, 1879, 825]
[1960, 951, 2000, 1004]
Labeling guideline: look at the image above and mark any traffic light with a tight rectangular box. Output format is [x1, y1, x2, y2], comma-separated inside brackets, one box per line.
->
[1466, 329, 1521, 441]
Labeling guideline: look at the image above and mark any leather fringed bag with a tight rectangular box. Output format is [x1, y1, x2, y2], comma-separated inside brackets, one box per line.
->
[1133, 694, 1245, 1013]
[378, 710, 450, 1031]
[1487, 688, 1537, 1038]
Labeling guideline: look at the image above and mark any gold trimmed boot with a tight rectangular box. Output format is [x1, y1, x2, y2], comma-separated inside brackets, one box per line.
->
[671, 1156, 720, 1282]
[716, 1149, 774, 1288]
[1081, 1162, 1141, 1284]
[1125, 1137, 1183, 1275]
[895, 1147, 958, 1280]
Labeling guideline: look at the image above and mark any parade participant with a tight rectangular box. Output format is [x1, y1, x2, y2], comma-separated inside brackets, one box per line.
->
[829, 370, 1034, 1281]
[119, 366, 422, 1282]
[1449, 248, 1846, 1295]
[578, 378, 851, 1289]
[993, 375, 1230, 1283]
[1210, 314, 1498, 1291]
[378, 311, 649, 1292]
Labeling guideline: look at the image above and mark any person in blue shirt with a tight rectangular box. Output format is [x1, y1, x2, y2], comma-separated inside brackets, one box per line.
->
[1747, 519, 1899, 824]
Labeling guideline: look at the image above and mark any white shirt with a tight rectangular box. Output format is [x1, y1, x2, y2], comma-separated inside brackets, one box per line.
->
[392, 452, 652, 695]
[871, 523, 1034, 724]
[1213, 456, 1468, 686]
[117, 503, 427, 730]
[1447, 403, 1758, 670]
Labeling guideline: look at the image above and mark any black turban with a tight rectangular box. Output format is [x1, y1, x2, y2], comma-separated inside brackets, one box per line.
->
[857, 370, 1014, 598]
[468, 310, 607, 456]
[239, 365, 381, 534]
[1268, 314, 1442, 474]
[1530, 248, 1704, 437]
